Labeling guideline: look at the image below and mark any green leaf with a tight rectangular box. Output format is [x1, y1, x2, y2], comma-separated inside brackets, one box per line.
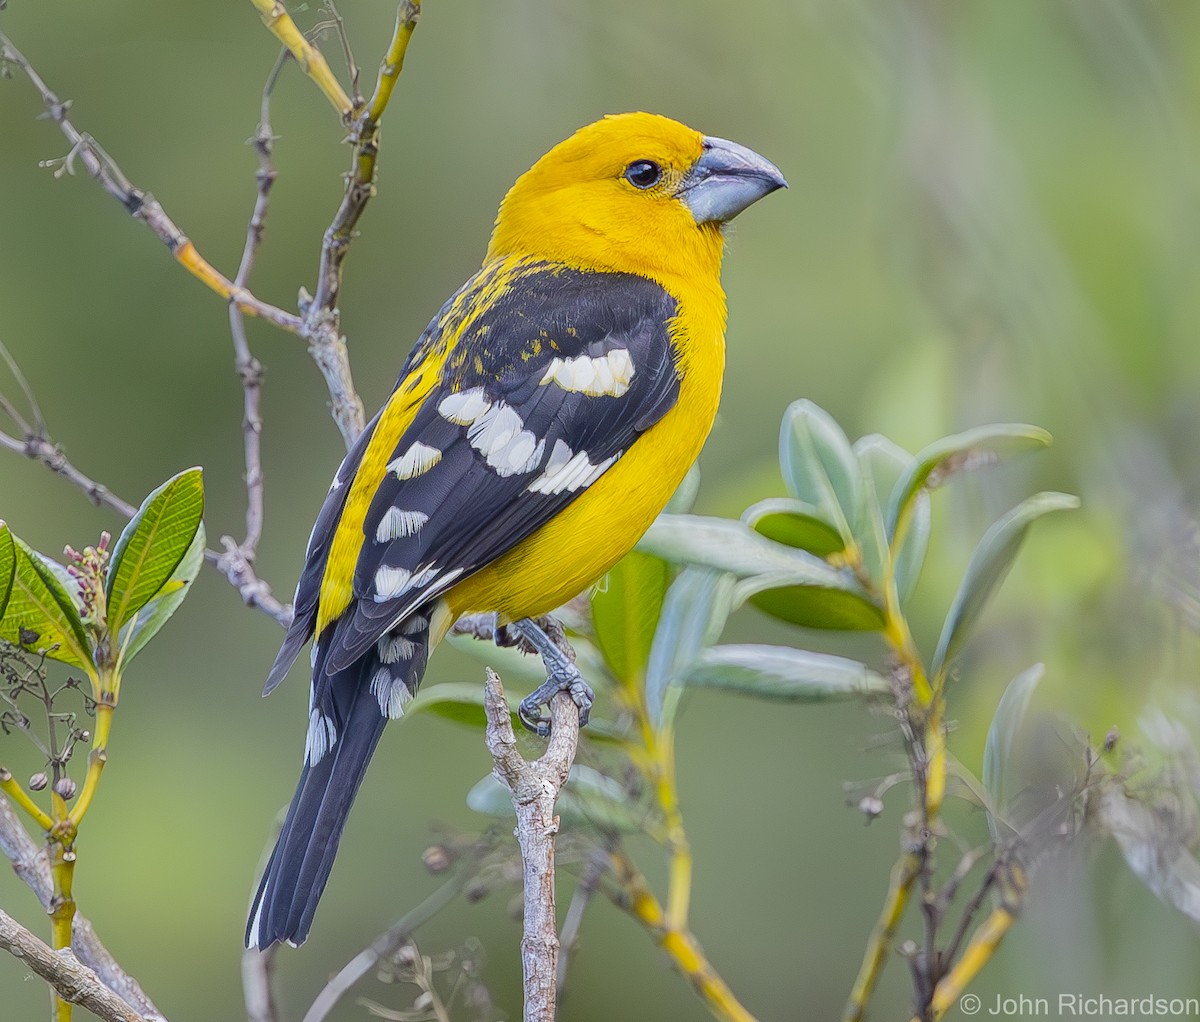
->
[887, 423, 1052, 537]
[115, 522, 205, 668]
[106, 468, 204, 634]
[641, 514, 852, 589]
[747, 579, 885, 631]
[641, 514, 883, 631]
[894, 492, 931, 603]
[678, 644, 889, 701]
[644, 566, 735, 730]
[467, 765, 646, 833]
[0, 537, 91, 671]
[932, 492, 1079, 679]
[741, 498, 845, 557]
[591, 551, 671, 685]
[0, 523, 15, 621]
[982, 663, 1044, 839]
[409, 682, 523, 730]
[779, 400, 859, 540]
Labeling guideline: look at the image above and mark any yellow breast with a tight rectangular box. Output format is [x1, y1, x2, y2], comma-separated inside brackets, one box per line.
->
[444, 274, 727, 623]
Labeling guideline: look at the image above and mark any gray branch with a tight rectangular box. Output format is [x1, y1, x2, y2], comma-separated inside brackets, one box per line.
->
[481, 668, 580, 1022]
[0, 797, 165, 1020]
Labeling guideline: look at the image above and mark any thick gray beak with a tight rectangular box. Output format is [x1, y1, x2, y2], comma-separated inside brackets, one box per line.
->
[678, 136, 787, 224]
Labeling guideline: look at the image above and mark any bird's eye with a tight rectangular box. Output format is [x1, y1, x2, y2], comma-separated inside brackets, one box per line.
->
[624, 160, 662, 189]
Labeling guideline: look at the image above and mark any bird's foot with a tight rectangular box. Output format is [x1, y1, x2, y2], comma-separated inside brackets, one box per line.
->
[501, 617, 593, 737]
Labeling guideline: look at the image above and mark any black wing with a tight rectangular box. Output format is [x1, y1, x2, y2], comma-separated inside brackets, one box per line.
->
[322, 260, 681, 673]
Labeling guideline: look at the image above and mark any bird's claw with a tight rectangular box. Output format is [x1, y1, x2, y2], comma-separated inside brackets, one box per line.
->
[517, 671, 593, 737]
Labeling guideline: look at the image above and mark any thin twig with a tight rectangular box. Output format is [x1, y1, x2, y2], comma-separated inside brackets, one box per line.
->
[246, 0, 353, 117]
[0, 797, 165, 1020]
[482, 668, 579, 1022]
[301, 872, 470, 1022]
[555, 844, 608, 994]
[0, 422, 292, 626]
[226, 50, 286, 560]
[321, 1, 363, 109]
[302, 0, 422, 449]
[0, 31, 302, 334]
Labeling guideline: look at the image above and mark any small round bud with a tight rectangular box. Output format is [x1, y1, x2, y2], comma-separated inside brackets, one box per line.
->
[464, 879, 490, 904]
[75, 729, 91, 744]
[422, 844, 453, 874]
[53, 777, 77, 800]
[28, 772, 49, 791]
[1104, 727, 1120, 753]
[858, 796, 884, 822]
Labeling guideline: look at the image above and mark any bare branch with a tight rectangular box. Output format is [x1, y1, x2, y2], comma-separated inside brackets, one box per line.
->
[0, 797, 165, 1021]
[482, 668, 579, 1022]
[0, 909, 159, 1022]
[301, 1, 422, 449]
[0, 430, 137, 519]
[0, 31, 302, 334]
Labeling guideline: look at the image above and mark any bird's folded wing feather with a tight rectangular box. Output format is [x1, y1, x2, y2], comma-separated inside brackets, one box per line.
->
[268, 261, 682, 687]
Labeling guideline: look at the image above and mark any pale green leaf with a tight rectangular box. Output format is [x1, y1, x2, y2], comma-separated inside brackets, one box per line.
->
[679, 644, 888, 701]
[779, 399, 859, 539]
[644, 566, 735, 730]
[983, 663, 1044, 839]
[888, 424, 1052, 537]
[933, 493, 1079, 678]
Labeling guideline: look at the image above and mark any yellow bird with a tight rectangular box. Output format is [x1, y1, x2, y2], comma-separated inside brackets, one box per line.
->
[247, 112, 785, 948]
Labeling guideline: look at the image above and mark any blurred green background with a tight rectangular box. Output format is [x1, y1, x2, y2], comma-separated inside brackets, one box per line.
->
[2, 0, 1200, 1018]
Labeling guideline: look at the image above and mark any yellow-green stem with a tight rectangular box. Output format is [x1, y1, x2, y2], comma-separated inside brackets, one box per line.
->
[654, 721, 693, 930]
[843, 851, 921, 1022]
[366, 1, 421, 124]
[0, 769, 53, 831]
[48, 791, 76, 1022]
[247, 0, 353, 115]
[924, 907, 1016, 1021]
[67, 696, 114, 828]
[609, 849, 758, 1022]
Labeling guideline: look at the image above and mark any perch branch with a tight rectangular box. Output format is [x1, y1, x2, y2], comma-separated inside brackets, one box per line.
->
[0, 797, 165, 1020]
[0, 909, 158, 1022]
[482, 667, 579, 1022]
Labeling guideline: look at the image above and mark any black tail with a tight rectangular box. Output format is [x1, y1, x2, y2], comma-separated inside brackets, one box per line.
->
[246, 612, 431, 948]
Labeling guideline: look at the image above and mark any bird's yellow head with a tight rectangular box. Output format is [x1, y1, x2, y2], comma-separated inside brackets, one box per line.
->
[487, 112, 786, 284]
